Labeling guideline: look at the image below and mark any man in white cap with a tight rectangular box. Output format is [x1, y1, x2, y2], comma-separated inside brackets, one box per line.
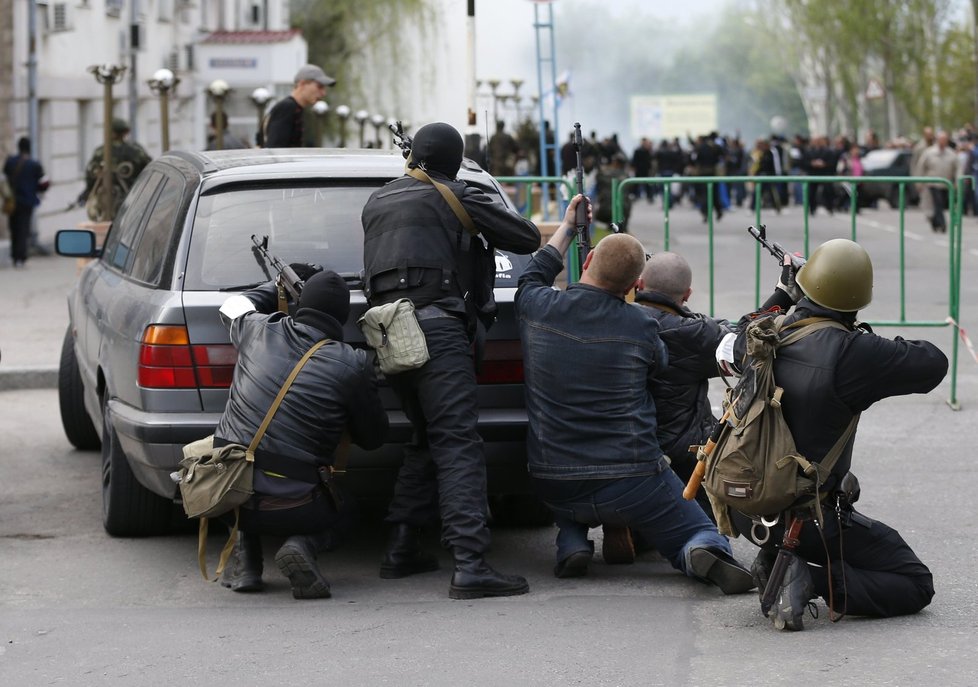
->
[263, 64, 336, 148]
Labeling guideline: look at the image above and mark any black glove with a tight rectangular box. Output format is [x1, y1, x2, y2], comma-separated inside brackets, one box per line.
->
[776, 260, 803, 302]
[289, 262, 324, 282]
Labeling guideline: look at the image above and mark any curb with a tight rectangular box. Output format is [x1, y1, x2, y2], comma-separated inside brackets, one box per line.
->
[0, 367, 59, 391]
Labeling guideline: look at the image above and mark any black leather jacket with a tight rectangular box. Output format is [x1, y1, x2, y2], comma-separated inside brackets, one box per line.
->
[634, 290, 732, 460]
[214, 283, 388, 497]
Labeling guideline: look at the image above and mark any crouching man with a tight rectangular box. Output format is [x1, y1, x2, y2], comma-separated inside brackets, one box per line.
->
[514, 195, 754, 593]
[215, 269, 388, 599]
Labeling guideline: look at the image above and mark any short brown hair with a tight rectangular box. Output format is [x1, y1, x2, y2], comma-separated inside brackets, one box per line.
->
[587, 233, 646, 293]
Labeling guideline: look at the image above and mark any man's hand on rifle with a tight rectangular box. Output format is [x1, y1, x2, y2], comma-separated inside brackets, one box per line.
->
[545, 194, 592, 257]
[776, 253, 804, 303]
[289, 262, 324, 282]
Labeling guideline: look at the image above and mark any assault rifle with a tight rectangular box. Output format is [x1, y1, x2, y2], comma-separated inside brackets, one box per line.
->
[572, 122, 592, 274]
[389, 121, 413, 160]
[748, 224, 807, 270]
[251, 234, 304, 313]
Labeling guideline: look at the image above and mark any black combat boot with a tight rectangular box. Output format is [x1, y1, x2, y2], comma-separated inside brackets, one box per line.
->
[275, 535, 332, 600]
[379, 523, 440, 579]
[751, 547, 778, 602]
[220, 531, 264, 593]
[689, 547, 756, 595]
[449, 548, 529, 599]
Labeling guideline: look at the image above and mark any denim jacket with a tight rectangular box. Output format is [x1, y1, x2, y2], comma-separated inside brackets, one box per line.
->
[515, 246, 669, 479]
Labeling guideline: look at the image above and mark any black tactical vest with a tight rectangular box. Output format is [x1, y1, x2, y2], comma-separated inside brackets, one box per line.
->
[361, 175, 495, 329]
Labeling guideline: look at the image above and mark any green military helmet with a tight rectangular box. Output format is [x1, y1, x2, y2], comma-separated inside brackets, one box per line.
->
[796, 238, 873, 312]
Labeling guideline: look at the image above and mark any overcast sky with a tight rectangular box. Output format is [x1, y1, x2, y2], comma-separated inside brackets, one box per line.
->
[474, 0, 725, 90]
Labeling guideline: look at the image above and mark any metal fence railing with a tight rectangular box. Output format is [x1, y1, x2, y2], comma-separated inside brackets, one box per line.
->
[497, 174, 963, 408]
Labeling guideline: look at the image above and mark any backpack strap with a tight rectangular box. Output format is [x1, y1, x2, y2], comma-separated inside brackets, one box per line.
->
[407, 166, 479, 236]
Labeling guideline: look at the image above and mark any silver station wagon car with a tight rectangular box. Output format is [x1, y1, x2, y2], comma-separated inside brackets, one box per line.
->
[56, 148, 544, 536]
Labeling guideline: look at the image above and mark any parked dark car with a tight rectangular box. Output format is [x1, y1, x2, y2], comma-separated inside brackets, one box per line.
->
[56, 148, 544, 536]
[858, 148, 920, 208]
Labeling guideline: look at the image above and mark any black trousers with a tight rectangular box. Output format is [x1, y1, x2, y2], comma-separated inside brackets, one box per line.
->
[8, 205, 32, 263]
[929, 187, 949, 230]
[385, 316, 491, 554]
[733, 508, 934, 618]
[221, 485, 355, 540]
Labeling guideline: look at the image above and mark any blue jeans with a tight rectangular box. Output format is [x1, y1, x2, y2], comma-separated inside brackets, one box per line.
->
[535, 464, 732, 580]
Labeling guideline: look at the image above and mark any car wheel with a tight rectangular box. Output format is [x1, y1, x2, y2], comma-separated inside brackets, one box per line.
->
[58, 327, 101, 451]
[101, 398, 172, 537]
[489, 494, 555, 527]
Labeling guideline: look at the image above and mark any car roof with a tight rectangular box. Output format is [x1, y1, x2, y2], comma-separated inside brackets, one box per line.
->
[164, 148, 492, 187]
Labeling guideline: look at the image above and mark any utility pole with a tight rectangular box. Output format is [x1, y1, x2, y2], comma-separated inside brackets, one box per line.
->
[28, 0, 39, 151]
[129, 0, 140, 140]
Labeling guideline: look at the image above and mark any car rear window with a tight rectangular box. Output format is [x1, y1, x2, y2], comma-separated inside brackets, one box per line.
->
[184, 180, 534, 292]
[184, 183, 378, 290]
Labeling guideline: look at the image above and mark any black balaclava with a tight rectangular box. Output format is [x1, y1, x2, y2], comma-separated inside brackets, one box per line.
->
[295, 270, 350, 330]
[409, 122, 464, 178]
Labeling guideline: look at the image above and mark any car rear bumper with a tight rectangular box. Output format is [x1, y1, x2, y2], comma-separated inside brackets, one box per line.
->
[107, 398, 530, 500]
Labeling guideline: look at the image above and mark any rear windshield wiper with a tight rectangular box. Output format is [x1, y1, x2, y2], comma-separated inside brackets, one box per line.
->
[219, 281, 267, 292]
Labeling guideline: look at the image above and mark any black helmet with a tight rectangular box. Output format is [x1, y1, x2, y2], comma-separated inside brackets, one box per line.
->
[410, 122, 464, 178]
[796, 238, 873, 312]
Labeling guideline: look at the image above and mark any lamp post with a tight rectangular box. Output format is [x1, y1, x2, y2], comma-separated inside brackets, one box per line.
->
[147, 68, 178, 153]
[250, 86, 272, 147]
[370, 113, 385, 148]
[207, 79, 231, 150]
[88, 63, 127, 222]
[487, 78, 501, 125]
[312, 100, 330, 147]
[335, 105, 351, 147]
[511, 78, 524, 124]
[354, 109, 369, 148]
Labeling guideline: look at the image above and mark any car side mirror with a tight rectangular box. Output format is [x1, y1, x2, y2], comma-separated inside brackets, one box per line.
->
[55, 229, 99, 258]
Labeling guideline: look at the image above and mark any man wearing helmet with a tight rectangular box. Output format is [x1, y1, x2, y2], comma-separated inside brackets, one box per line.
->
[361, 122, 541, 599]
[718, 239, 948, 631]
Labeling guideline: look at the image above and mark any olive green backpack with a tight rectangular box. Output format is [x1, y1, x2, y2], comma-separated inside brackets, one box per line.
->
[703, 315, 859, 533]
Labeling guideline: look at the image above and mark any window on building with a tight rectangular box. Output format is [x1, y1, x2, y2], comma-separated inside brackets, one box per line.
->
[105, 0, 124, 18]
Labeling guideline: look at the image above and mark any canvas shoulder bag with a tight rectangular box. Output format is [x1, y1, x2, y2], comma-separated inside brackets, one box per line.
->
[178, 338, 328, 580]
[358, 298, 429, 376]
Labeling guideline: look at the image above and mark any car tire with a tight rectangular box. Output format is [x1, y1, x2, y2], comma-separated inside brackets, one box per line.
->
[58, 327, 101, 451]
[101, 398, 172, 537]
[489, 494, 555, 527]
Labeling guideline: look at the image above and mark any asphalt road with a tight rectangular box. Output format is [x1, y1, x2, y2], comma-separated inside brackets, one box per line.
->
[2, 201, 977, 685]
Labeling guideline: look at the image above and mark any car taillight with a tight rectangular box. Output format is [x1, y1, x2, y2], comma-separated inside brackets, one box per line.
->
[476, 340, 524, 384]
[138, 325, 237, 389]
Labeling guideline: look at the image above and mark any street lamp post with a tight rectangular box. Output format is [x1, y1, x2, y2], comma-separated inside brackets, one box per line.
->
[88, 63, 127, 222]
[487, 79, 501, 125]
[335, 105, 351, 148]
[147, 68, 178, 153]
[250, 86, 272, 147]
[354, 109, 369, 148]
[511, 78, 524, 124]
[312, 100, 330, 147]
[207, 79, 231, 150]
[370, 114, 385, 148]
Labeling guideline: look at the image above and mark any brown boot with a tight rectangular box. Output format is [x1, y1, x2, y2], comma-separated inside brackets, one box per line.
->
[601, 525, 635, 565]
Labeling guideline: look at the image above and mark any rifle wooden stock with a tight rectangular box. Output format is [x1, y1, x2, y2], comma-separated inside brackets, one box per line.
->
[683, 406, 731, 501]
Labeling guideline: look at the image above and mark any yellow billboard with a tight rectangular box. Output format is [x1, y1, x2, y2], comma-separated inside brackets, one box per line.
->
[630, 94, 718, 140]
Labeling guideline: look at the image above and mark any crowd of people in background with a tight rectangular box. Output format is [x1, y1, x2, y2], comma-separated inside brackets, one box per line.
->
[484, 118, 978, 234]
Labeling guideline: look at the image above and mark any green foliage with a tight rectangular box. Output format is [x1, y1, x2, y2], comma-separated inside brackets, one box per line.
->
[776, 0, 973, 136]
[291, 0, 432, 137]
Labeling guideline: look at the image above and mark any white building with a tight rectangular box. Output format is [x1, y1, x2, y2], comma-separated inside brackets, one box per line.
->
[1, 0, 480, 218]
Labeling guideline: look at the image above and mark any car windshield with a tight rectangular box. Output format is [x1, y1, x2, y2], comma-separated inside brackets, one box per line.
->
[185, 182, 378, 290]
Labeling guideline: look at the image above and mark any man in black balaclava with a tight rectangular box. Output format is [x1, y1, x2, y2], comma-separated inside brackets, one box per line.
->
[213, 269, 389, 600]
[361, 122, 541, 599]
